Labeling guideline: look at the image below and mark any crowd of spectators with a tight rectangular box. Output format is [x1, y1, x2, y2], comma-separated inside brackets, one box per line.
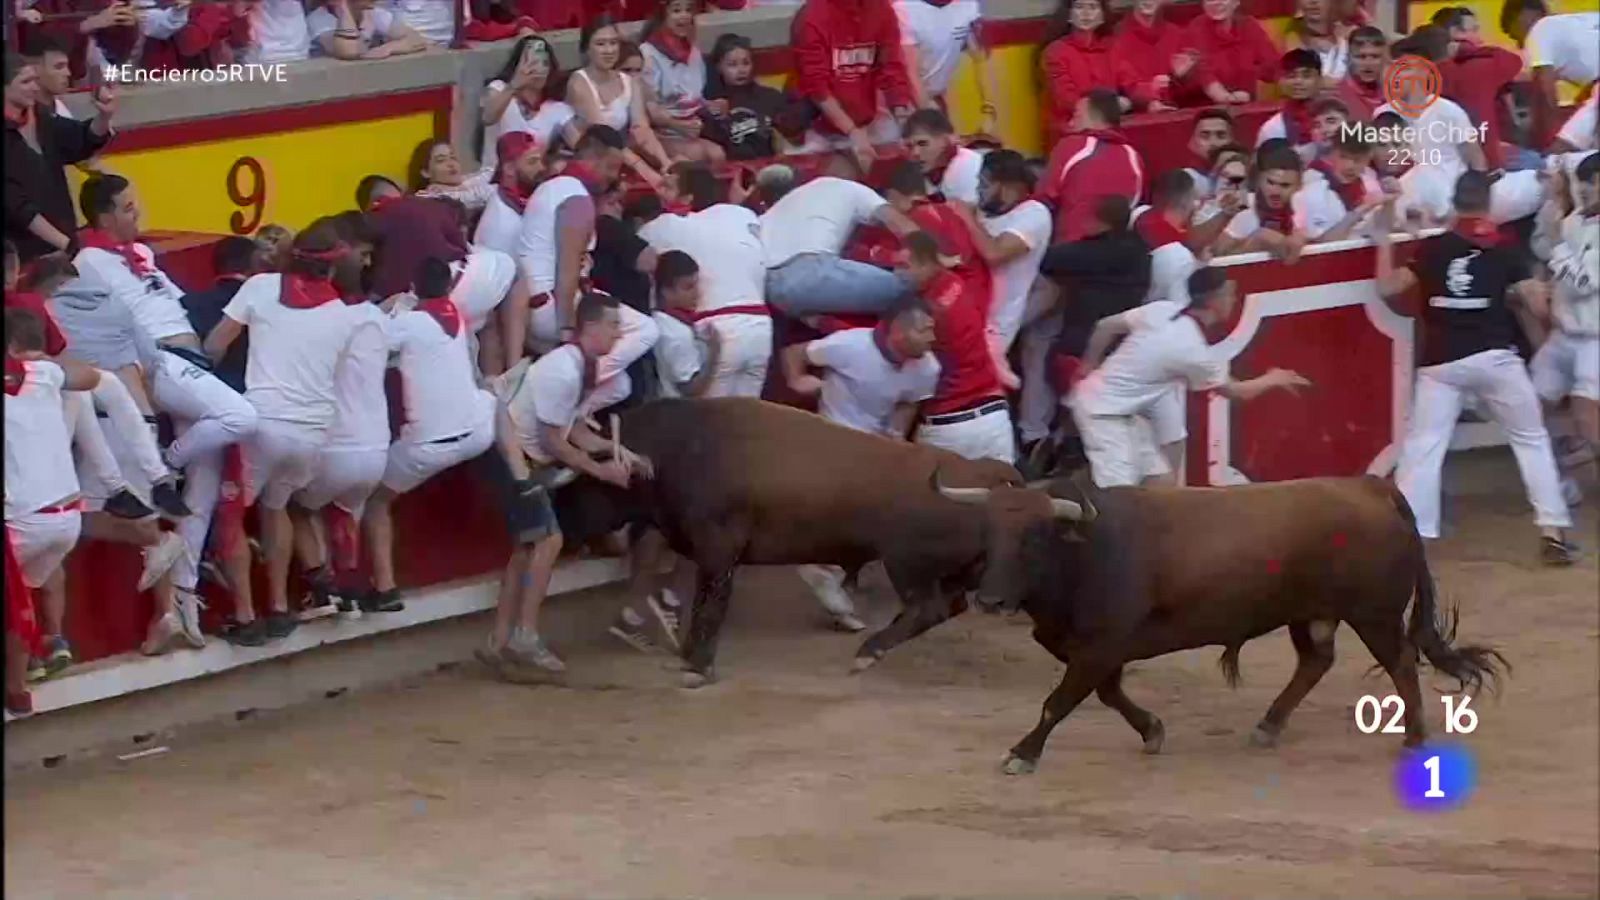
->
[2, 0, 1597, 716]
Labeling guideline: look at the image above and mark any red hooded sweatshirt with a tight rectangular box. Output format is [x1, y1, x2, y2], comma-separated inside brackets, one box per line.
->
[1183, 13, 1279, 99]
[1439, 43, 1524, 169]
[792, 0, 914, 135]
[1112, 12, 1213, 110]
[1036, 128, 1147, 242]
[1041, 32, 1130, 146]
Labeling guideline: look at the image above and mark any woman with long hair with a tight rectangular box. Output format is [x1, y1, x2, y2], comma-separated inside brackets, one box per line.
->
[638, 0, 726, 163]
[412, 139, 498, 215]
[703, 33, 795, 159]
[480, 34, 580, 173]
[567, 15, 674, 186]
[1040, 0, 1127, 146]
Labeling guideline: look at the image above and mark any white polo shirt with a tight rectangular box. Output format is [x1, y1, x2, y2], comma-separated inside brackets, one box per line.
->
[894, 0, 981, 98]
[389, 303, 494, 444]
[518, 174, 592, 296]
[808, 328, 940, 436]
[503, 343, 589, 464]
[1525, 12, 1600, 86]
[1292, 168, 1383, 239]
[245, 0, 310, 64]
[1557, 95, 1597, 151]
[381, 0, 453, 45]
[760, 177, 888, 268]
[4, 360, 80, 518]
[222, 274, 358, 429]
[651, 312, 705, 398]
[935, 146, 983, 205]
[980, 198, 1052, 337]
[1072, 300, 1225, 418]
[639, 204, 767, 311]
[326, 303, 393, 452]
[1374, 99, 1476, 179]
[481, 87, 577, 172]
[72, 244, 193, 343]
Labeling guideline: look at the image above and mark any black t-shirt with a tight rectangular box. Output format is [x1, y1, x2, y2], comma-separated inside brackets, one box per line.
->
[1412, 232, 1528, 367]
[703, 82, 788, 161]
[591, 215, 652, 314]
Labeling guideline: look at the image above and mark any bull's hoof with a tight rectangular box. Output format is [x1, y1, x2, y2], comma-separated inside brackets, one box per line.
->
[1001, 754, 1037, 776]
[1249, 723, 1280, 749]
[850, 652, 883, 674]
[680, 669, 717, 689]
[1141, 718, 1166, 755]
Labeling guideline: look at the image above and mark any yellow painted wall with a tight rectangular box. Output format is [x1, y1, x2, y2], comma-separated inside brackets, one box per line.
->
[78, 111, 436, 236]
[1408, 0, 1595, 101]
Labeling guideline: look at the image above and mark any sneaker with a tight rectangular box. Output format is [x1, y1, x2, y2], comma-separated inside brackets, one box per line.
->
[797, 565, 867, 633]
[137, 531, 186, 592]
[25, 658, 47, 683]
[503, 632, 566, 673]
[263, 612, 299, 641]
[198, 558, 234, 593]
[221, 618, 270, 648]
[608, 613, 659, 654]
[103, 489, 155, 520]
[358, 588, 404, 614]
[646, 592, 683, 652]
[149, 478, 192, 519]
[5, 690, 32, 716]
[140, 611, 184, 656]
[39, 636, 73, 678]
[174, 589, 207, 649]
[298, 569, 339, 622]
[1541, 536, 1579, 567]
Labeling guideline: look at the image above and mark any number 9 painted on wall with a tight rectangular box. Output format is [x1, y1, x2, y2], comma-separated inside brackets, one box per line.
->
[226, 156, 266, 235]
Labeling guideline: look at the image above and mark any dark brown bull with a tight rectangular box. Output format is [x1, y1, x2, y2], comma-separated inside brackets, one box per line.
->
[936, 474, 1506, 775]
[566, 397, 1045, 685]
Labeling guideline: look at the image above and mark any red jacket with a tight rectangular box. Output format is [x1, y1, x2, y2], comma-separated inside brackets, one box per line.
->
[792, 0, 914, 134]
[1111, 13, 1212, 110]
[1335, 74, 1385, 122]
[910, 200, 994, 321]
[1041, 33, 1129, 147]
[140, 2, 252, 71]
[1439, 44, 1523, 168]
[1183, 14, 1279, 99]
[920, 269, 1003, 415]
[1036, 128, 1147, 243]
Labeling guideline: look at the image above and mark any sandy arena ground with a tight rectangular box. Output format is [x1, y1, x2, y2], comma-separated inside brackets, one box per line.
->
[5, 458, 1599, 899]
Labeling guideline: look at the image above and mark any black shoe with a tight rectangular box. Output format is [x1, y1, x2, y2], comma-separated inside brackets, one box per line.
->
[262, 612, 299, 640]
[149, 479, 192, 519]
[103, 489, 155, 520]
[298, 568, 338, 621]
[1541, 536, 1579, 567]
[359, 588, 405, 614]
[221, 618, 270, 647]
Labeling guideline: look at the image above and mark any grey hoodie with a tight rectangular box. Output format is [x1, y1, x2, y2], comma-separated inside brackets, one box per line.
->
[47, 276, 162, 374]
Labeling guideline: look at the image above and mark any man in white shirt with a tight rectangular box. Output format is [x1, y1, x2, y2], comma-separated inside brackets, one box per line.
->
[649, 251, 721, 398]
[1070, 267, 1310, 487]
[72, 174, 259, 619]
[1371, 111, 1545, 228]
[307, 0, 428, 60]
[1552, 95, 1597, 153]
[1504, 2, 1599, 146]
[486, 292, 651, 676]
[205, 221, 361, 644]
[1293, 132, 1389, 243]
[901, 109, 982, 205]
[759, 166, 919, 317]
[1184, 110, 1236, 197]
[638, 164, 771, 398]
[381, 0, 455, 46]
[245, 0, 311, 64]
[782, 294, 941, 631]
[894, 0, 994, 125]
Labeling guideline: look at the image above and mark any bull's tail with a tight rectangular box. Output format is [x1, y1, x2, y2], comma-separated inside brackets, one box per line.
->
[1388, 483, 1509, 695]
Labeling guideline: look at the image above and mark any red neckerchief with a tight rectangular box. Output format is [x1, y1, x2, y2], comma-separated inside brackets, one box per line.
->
[562, 162, 606, 196]
[77, 228, 152, 278]
[660, 306, 697, 326]
[1312, 159, 1368, 214]
[1255, 196, 1293, 234]
[495, 131, 539, 213]
[368, 193, 404, 214]
[1137, 210, 1189, 249]
[663, 199, 693, 216]
[647, 26, 696, 66]
[926, 145, 959, 191]
[872, 322, 912, 368]
[415, 294, 463, 338]
[498, 176, 532, 214]
[3, 102, 32, 129]
[1342, 74, 1381, 104]
[1452, 215, 1507, 248]
[279, 272, 340, 309]
[4, 356, 26, 396]
[1281, 98, 1315, 146]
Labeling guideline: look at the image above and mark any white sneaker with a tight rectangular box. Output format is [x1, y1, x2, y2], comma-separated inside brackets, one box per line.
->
[138, 531, 186, 593]
[647, 592, 683, 651]
[140, 612, 183, 656]
[504, 632, 566, 673]
[175, 588, 207, 648]
[797, 565, 866, 632]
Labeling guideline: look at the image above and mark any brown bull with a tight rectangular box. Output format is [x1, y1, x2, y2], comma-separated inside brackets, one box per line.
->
[575, 397, 1048, 685]
[936, 474, 1507, 775]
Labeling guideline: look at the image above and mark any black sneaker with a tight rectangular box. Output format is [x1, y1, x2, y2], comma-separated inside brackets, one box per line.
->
[103, 489, 155, 520]
[1541, 536, 1579, 567]
[149, 479, 192, 519]
[221, 618, 270, 647]
[298, 568, 338, 621]
[359, 589, 405, 614]
[263, 612, 299, 640]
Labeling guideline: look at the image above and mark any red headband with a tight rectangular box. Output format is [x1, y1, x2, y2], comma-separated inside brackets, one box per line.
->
[497, 131, 540, 168]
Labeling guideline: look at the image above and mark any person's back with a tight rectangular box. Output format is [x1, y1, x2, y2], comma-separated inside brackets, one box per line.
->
[326, 301, 392, 451]
[760, 176, 889, 267]
[46, 275, 160, 376]
[1038, 126, 1146, 242]
[226, 273, 356, 428]
[518, 172, 591, 296]
[1042, 226, 1153, 358]
[390, 300, 493, 443]
[1075, 299, 1202, 415]
[368, 195, 471, 299]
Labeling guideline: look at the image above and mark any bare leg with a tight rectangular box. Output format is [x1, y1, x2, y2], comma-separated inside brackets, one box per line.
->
[488, 546, 529, 652]
[1096, 666, 1165, 754]
[290, 505, 324, 572]
[39, 569, 67, 638]
[221, 529, 255, 624]
[477, 319, 507, 379]
[260, 505, 294, 614]
[364, 487, 399, 592]
[1251, 620, 1338, 747]
[514, 532, 564, 634]
[1347, 615, 1428, 748]
[1004, 659, 1117, 775]
[498, 280, 532, 373]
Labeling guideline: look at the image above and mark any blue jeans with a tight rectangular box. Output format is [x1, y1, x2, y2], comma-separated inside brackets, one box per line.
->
[764, 253, 911, 316]
[1502, 145, 1544, 172]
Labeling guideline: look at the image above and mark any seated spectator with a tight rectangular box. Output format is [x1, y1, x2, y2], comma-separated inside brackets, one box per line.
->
[412, 139, 496, 214]
[162, 0, 254, 70]
[4, 53, 114, 262]
[1254, 49, 1324, 163]
[1285, 0, 1348, 84]
[1502, 0, 1600, 148]
[1336, 25, 1386, 122]
[703, 33, 794, 160]
[1185, 0, 1279, 103]
[894, 0, 996, 128]
[383, 0, 457, 46]
[567, 16, 673, 186]
[245, 0, 312, 65]
[788, 0, 915, 176]
[1379, 29, 1487, 175]
[617, 39, 646, 77]
[1041, 0, 1127, 148]
[1295, 131, 1386, 243]
[1433, 8, 1528, 171]
[1039, 195, 1151, 399]
[1215, 139, 1307, 259]
[480, 34, 579, 173]
[1181, 108, 1235, 192]
[638, 0, 725, 163]
[308, 0, 429, 61]
[1113, 0, 1229, 111]
[1037, 88, 1145, 243]
[901, 108, 981, 205]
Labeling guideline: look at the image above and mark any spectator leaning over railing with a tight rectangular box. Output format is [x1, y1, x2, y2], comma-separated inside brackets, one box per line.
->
[243, 0, 311, 65]
[1180, 108, 1234, 193]
[308, 0, 429, 60]
[637, 0, 725, 163]
[788, 0, 916, 177]
[893, 0, 995, 130]
[1184, 0, 1279, 104]
[567, 16, 673, 186]
[480, 34, 578, 172]
[3, 52, 115, 263]
[1112, 0, 1230, 112]
[381, 0, 459, 46]
[17, 0, 137, 82]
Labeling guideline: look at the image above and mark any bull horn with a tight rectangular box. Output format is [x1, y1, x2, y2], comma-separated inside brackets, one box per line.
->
[1049, 497, 1086, 520]
[932, 468, 991, 506]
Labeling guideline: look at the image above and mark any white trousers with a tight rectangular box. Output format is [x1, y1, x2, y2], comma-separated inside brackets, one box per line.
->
[248, 420, 326, 510]
[150, 351, 258, 468]
[67, 372, 171, 503]
[701, 314, 772, 399]
[1531, 331, 1600, 403]
[382, 413, 496, 495]
[1396, 348, 1572, 539]
[297, 446, 389, 515]
[915, 406, 1017, 464]
[1072, 405, 1169, 488]
[8, 509, 82, 588]
[1017, 309, 1064, 445]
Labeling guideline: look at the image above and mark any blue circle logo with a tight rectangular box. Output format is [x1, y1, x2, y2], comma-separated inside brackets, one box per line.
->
[1394, 743, 1476, 811]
